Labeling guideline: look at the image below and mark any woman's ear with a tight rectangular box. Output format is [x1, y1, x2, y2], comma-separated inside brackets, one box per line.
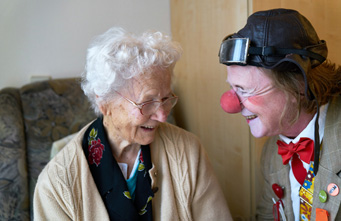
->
[96, 95, 110, 116]
[99, 103, 110, 116]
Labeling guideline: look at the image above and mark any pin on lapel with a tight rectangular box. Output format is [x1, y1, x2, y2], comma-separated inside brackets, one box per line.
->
[318, 190, 327, 203]
[327, 183, 339, 196]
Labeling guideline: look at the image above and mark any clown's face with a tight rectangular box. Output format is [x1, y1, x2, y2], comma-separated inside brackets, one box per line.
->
[224, 65, 306, 138]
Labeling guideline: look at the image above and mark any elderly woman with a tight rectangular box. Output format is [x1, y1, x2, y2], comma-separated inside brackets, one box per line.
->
[219, 9, 341, 220]
[33, 27, 231, 220]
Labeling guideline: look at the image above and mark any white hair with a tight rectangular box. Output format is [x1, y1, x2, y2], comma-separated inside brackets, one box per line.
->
[81, 27, 182, 115]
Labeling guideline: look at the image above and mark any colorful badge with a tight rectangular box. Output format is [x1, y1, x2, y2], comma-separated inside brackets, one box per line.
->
[327, 183, 339, 196]
[318, 190, 327, 203]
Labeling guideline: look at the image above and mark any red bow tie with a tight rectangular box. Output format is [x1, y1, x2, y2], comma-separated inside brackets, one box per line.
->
[277, 137, 314, 185]
[277, 137, 314, 165]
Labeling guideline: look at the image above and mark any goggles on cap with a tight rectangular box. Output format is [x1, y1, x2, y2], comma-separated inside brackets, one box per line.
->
[218, 35, 326, 66]
[219, 36, 250, 65]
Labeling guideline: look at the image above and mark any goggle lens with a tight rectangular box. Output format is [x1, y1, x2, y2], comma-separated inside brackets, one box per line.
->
[219, 37, 250, 65]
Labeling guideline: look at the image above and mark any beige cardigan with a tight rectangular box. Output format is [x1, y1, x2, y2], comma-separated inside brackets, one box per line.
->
[34, 122, 232, 221]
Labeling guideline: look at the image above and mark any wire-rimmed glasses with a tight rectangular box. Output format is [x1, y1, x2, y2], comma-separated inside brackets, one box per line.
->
[115, 91, 178, 116]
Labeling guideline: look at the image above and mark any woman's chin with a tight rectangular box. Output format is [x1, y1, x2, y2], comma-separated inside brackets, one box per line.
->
[136, 136, 155, 146]
[250, 126, 266, 138]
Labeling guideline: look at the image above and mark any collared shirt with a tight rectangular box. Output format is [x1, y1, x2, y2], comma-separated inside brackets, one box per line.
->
[278, 103, 329, 220]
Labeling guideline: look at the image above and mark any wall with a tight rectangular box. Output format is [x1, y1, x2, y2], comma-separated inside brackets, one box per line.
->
[171, 0, 256, 219]
[0, 0, 171, 89]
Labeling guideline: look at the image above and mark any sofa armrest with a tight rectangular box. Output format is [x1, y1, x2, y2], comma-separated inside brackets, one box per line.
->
[0, 88, 29, 220]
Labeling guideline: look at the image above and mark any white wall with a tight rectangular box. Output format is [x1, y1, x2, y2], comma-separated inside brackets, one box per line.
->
[0, 0, 171, 89]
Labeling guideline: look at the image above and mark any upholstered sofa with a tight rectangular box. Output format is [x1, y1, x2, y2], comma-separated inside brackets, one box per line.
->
[0, 78, 96, 220]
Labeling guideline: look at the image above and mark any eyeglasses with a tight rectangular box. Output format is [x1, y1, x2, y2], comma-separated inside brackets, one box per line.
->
[115, 91, 178, 116]
[233, 86, 275, 104]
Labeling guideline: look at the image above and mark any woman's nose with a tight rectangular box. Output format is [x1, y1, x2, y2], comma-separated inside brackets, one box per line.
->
[151, 106, 169, 122]
[220, 89, 242, 113]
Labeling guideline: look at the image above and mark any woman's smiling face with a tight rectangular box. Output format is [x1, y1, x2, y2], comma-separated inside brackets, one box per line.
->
[226, 65, 299, 138]
[101, 68, 174, 148]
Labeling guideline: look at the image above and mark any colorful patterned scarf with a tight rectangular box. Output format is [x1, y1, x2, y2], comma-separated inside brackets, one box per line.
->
[82, 117, 154, 220]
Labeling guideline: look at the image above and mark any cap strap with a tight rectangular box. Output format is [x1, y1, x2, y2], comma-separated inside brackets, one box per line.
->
[248, 47, 326, 63]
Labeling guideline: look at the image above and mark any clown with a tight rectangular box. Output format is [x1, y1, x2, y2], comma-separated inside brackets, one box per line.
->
[219, 9, 341, 220]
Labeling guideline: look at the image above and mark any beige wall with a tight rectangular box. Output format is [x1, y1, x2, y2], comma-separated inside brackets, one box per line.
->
[0, 0, 171, 90]
[171, 1, 255, 219]
[171, 0, 341, 219]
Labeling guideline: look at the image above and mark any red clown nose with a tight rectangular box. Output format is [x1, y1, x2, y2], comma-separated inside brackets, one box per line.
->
[220, 89, 242, 113]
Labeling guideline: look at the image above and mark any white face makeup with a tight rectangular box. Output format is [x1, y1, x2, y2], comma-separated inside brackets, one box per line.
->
[226, 65, 298, 138]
